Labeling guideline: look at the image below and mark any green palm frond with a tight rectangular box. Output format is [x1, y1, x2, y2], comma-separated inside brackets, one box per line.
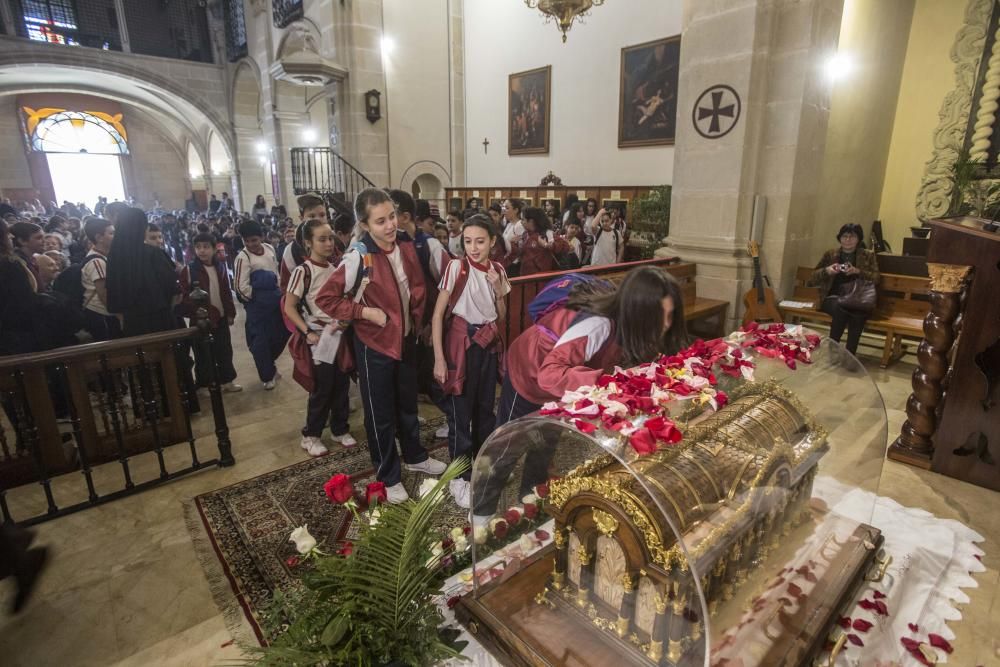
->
[239, 458, 470, 666]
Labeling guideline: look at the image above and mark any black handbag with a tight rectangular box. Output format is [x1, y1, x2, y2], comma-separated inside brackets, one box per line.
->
[837, 278, 877, 314]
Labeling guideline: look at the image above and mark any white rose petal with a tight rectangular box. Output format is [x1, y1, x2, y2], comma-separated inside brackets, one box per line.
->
[454, 536, 470, 553]
[473, 525, 488, 544]
[519, 534, 536, 551]
[450, 526, 465, 541]
[369, 508, 382, 526]
[289, 525, 317, 555]
[431, 541, 444, 558]
[521, 493, 538, 506]
[418, 478, 438, 498]
[489, 517, 507, 533]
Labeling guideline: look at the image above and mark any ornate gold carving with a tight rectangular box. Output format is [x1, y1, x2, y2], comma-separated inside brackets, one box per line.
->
[653, 591, 668, 615]
[668, 638, 684, 663]
[672, 592, 687, 616]
[916, 0, 995, 219]
[621, 572, 636, 592]
[553, 528, 567, 549]
[616, 615, 630, 638]
[592, 508, 619, 536]
[551, 569, 564, 590]
[576, 587, 590, 607]
[577, 547, 592, 566]
[647, 639, 664, 662]
[928, 263, 972, 293]
[534, 588, 555, 609]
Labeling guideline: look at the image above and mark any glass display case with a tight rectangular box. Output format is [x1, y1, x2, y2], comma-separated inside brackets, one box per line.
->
[454, 329, 895, 666]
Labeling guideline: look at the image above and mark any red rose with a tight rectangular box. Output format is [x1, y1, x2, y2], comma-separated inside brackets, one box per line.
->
[441, 537, 454, 551]
[523, 503, 538, 520]
[324, 473, 354, 504]
[535, 483, 549, 498]
[337, 541, 353, 556]
[365, 481, 387, 506]
[493, 520, 509, 539]
[285, 556, 300, 568]
[504, 508, 521, 525]
[447, 595, 461, 609]
[463, 524, 472, 535]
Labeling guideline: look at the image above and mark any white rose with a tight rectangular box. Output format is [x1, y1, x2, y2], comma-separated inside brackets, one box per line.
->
[369, 508, 382, 526]
[473, 525, 488, 544]
[454, 536, 470, 553]
[450, 526, 465, 541]
[519, 534, 536, 552]
[521, 493, 538, 506]
[418, 478, 438, 498]
[289, 525, 317, 555]
[431, 541, 444, 557]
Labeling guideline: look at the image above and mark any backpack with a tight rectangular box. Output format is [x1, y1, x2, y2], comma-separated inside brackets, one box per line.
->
[527, 273, 612, 324]
[235, 246, 279, 304]
[52, 254, 101, 312]
[281, 246, 372, 335]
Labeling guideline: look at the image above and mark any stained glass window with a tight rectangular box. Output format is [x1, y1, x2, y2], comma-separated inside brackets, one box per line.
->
[22, 108, 129, 155]
[21, 0, 77, 43]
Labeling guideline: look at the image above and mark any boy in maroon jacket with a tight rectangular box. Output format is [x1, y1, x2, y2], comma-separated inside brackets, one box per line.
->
[178, 232, 242, 393]
[315, 189, 446, 503]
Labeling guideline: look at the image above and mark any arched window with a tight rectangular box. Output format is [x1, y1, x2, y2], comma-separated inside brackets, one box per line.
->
[22, 108, 129, 155]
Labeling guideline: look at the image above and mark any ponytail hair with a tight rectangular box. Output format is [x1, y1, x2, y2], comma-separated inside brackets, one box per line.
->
[354, 187, 394, 226]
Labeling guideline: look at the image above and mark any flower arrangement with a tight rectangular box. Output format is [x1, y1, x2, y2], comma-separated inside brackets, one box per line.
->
[246, 460, 470, 667]
[539, 323, 820, 456]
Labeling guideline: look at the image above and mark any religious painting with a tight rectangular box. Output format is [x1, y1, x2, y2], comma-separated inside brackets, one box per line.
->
[618, 36, 681, 148]
[508, 66, 551, 155]
[448, 197, 463, 213]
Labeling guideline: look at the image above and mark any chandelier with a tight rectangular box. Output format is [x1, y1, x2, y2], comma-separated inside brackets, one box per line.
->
[525, 0, 606, 43]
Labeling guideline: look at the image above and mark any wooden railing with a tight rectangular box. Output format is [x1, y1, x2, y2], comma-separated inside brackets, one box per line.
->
[502, 257, 700, 345]
[0, 293, 232, 525]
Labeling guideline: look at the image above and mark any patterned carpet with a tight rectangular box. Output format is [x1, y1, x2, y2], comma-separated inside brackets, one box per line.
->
[187, 415, 467, 645]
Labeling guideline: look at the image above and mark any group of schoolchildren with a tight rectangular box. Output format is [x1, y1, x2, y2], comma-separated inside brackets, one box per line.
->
[264, 187, 686, 512]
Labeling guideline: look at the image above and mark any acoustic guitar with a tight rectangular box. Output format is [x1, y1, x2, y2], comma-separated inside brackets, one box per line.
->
[742, 241, 783, 325]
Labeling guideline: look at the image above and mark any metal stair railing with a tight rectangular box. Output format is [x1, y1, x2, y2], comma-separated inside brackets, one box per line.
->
[290, 147, 377, 211]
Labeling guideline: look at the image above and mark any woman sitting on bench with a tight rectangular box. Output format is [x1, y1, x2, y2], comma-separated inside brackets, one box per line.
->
[810, 223, 880, 356]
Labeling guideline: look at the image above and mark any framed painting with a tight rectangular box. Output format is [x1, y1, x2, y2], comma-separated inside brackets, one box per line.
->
[618, 36, 681, 148]
[509, 66, 551, 155]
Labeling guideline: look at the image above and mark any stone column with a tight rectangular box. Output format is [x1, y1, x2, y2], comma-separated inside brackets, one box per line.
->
[660, 0, 844, 329]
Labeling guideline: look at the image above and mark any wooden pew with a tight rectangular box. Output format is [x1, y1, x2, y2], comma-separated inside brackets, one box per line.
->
[779, 266, 931, 368]
[503, 259, 729, 347]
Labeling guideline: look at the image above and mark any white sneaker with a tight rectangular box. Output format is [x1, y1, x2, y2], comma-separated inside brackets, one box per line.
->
[386, 483, 409, 504]
[263, 380, 276, 391]
[299, 436, 328, 457]
[450, 478, 471, 509]
[330, 432, 358, 448]
[405, 457, 447, 475]
[222, 382, 243, 393]
[435, 424, 450, 439]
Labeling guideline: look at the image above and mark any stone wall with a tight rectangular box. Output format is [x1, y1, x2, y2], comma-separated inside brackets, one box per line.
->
[0, 96, 33, 190]
[124, 113, 189, 210]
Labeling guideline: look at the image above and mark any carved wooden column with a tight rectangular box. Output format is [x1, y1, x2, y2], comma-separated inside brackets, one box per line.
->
[888, 263, 972, 466]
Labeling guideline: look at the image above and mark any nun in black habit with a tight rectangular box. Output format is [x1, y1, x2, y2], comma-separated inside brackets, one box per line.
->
[106, 207, 179, 337]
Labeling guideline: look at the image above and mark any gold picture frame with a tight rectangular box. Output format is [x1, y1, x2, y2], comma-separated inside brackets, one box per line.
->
[509, 65, 551, 155]
[618, 36, 681, 148]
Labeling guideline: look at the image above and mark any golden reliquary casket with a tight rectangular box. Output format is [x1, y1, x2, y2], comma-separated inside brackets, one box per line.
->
[456, 333, 890, 667]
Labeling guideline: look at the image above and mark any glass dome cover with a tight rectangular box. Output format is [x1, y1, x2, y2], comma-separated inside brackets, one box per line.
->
[454, 325, 893, 666]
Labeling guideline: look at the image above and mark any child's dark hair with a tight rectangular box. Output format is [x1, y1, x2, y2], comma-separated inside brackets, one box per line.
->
[84, 218, 112, 243]
[193, 232, 216, 246]
[433, 222, 449, 235]
[447, 208, 465, 222]
[353, 187, 394, 225]
[505, 198, 524, 215]
[297, 193, 325, 216]
[239, 220, 264, 238]
[332, 212, 354, 236]
[488, 202, 502, 215]
[461, 213, 497, 239]
[566, 266, 688, 367]
[388, 189, 416, 218]
[9, 221, 41, 247]
[297, 218, 332, 248]
[147, 222, 161, 233]
[522, 207, 550, 234]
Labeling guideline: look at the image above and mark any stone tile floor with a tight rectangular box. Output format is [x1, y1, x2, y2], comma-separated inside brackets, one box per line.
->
[0, 330, 997, 666]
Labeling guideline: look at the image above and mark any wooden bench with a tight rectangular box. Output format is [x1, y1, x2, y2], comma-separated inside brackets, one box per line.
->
[503, 259, 730, 346]
[779, 266, 931, 368]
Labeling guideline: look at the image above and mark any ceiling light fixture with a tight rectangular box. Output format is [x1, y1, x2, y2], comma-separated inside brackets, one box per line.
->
[525, 0, 606, 43]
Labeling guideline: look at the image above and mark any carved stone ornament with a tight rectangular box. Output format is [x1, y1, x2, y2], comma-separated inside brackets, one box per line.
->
[539, 171, 563, 186]
[915, 0, 993, 221]
[927, 262, 973, 292]
[592, 508, 619, 536]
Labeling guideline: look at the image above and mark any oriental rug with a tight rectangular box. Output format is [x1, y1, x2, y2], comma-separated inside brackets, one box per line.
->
[185, 414, 470, 646]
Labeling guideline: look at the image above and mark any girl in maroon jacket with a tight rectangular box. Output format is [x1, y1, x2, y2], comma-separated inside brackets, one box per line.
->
[315, 188, 446, 503]
[473, 266, 688, 516]
[431, 215, 511, 509]
[506, 206, 566, 276]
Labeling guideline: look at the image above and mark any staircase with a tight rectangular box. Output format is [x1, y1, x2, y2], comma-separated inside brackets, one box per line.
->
[290, 147, 376, 216]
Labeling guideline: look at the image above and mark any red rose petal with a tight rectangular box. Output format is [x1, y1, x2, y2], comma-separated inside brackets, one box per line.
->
[872, 590, 886, 599]
[837, 616, 851, 629]
[928, 633, 953, 653]
[534, 529, 550, 541]
[447, 595, 460, 609]
[858, 599, 877, 611]
[873, 600, 889, 616]
[852, 619, 873, 632]
[846, 633, 864, 647]
[787, 582, 804, 599]
[908, 623, 919, 633]
[572, 419, 598, 434]
[901, 637, 920, 651]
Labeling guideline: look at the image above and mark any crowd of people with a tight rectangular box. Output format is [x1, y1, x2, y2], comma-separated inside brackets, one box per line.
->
[0, 186, 680, 512]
